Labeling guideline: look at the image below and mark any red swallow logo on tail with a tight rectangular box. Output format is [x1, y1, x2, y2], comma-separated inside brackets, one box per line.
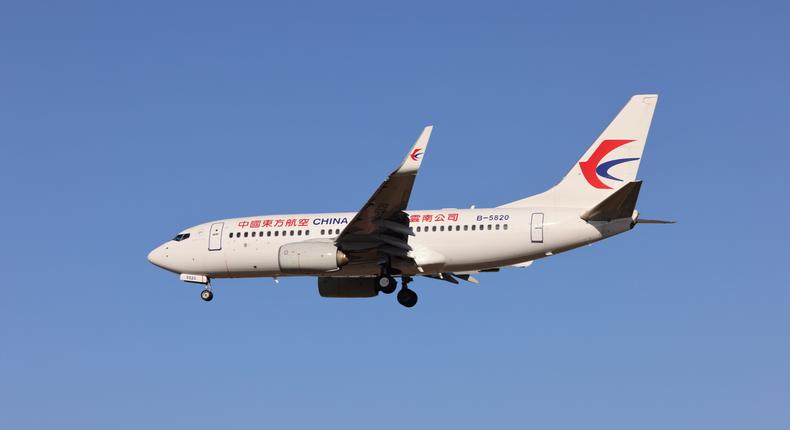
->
[579, 139, 640, 189]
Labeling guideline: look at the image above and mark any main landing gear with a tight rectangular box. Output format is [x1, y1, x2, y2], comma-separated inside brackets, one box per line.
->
[396, 276, 418, 308]
[376, 271, 417, 307]
[376, 274, 397, 295]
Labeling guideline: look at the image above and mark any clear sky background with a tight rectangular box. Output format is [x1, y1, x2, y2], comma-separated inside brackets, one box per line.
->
[2, 1, 788, 428]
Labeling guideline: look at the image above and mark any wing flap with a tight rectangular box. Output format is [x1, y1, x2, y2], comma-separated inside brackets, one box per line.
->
[510, 260, 534, 268]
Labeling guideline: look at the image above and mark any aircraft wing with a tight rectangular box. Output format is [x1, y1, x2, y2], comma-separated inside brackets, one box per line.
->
[335, 126, 433, 267]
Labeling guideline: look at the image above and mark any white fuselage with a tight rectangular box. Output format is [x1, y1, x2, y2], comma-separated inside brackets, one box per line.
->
[146, 95, 662, 307]
[147, 206, 635, 279]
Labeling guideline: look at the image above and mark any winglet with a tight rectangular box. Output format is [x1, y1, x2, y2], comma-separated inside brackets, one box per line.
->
[395, 126, 433, 175]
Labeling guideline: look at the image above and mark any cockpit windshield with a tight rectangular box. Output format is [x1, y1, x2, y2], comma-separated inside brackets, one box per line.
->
[172, 233, 191, 242]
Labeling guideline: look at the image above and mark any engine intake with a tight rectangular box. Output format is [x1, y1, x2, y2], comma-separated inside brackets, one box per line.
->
[278, 241, 349, 273]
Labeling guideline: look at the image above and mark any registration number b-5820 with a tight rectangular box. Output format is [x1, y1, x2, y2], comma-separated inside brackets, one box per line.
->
[476, 214, 510, 221]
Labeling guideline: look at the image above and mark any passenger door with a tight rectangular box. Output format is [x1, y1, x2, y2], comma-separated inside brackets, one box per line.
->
[208, 222, 224, 251]
[530, 213, 544, 243]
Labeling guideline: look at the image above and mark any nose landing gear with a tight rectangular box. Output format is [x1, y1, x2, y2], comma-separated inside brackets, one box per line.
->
[199, 279, 213, 302]
[180, 274, 214, 302]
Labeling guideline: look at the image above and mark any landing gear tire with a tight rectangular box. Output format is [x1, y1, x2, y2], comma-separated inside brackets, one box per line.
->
[377, 275, 397, 294]
[200, 289, 213, 302]
[397, 288, 418, 308]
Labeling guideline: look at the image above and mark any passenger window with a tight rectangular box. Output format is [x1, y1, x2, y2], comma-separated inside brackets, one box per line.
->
[504, 224, 508, 230]
[464, 225, 468, 231]
[416, 226, 421, 232]
[244, 232, 248, 238]
[487, 225, 492, 230]
[305, 230, 310, 236]
[274, 231, 279, 237]
[251, 231, 256, 237]
[236, 232, 241, 238]
[456, 225, 460, 231]
[471, 225, 476, 231]
[290, 230, 294, 236]
[321, 229, 325, 235]
[495, 224, 500, 230]
[228, 233, 233, 238]
[267, 231, 272, 237]
[432, 226, 437, 232]
[297, 230, 302, 236]
[440, 226, 444, 232]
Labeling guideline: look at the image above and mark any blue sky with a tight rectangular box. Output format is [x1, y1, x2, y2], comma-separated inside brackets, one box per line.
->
[2, 1, 788, 428]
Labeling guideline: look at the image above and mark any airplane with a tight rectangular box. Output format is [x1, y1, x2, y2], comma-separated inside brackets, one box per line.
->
[148, 94, 672, 307]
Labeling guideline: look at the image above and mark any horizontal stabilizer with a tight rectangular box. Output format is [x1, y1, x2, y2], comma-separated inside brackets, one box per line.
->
[636, 218, 676, 224]
[581, 181, 642, 222]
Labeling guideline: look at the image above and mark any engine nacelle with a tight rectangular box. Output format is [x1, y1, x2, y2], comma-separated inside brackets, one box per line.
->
[278, 241, 349, 273]
[318, 277, 378, 298]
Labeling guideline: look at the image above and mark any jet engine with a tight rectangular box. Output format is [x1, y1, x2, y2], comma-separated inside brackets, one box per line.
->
[278, 241, 349, 273]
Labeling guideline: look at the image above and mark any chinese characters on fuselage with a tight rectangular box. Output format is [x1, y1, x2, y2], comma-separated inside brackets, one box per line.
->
[236, 213, 461, 229]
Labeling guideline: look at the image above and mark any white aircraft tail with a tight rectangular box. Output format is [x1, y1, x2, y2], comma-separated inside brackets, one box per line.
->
[501, 94, 658, 209]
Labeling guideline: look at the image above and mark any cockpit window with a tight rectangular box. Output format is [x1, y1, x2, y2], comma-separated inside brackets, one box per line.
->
[172, 233, 191, 242]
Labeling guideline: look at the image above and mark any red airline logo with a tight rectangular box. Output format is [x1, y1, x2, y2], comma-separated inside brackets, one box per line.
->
[579, 139, 639, 189]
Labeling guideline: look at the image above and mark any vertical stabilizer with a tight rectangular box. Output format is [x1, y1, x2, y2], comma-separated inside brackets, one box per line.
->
[501, 94, 658, 209]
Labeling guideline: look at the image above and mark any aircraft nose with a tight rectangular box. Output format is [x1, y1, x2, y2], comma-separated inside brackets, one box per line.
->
[147, 245, 169, 270]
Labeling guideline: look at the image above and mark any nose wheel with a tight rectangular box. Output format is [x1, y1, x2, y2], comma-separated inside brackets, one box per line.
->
[200, 289, 213, 302]
[396, 277, 418, 308]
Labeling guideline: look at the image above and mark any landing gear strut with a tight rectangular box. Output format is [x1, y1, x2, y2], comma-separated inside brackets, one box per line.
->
[397, 276, 418, 308]
[200, 281, 213, 302]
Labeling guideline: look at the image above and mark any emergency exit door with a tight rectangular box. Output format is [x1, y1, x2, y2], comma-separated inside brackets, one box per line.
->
[208, 222, 224, 251]
[531, 213, 544, 243]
